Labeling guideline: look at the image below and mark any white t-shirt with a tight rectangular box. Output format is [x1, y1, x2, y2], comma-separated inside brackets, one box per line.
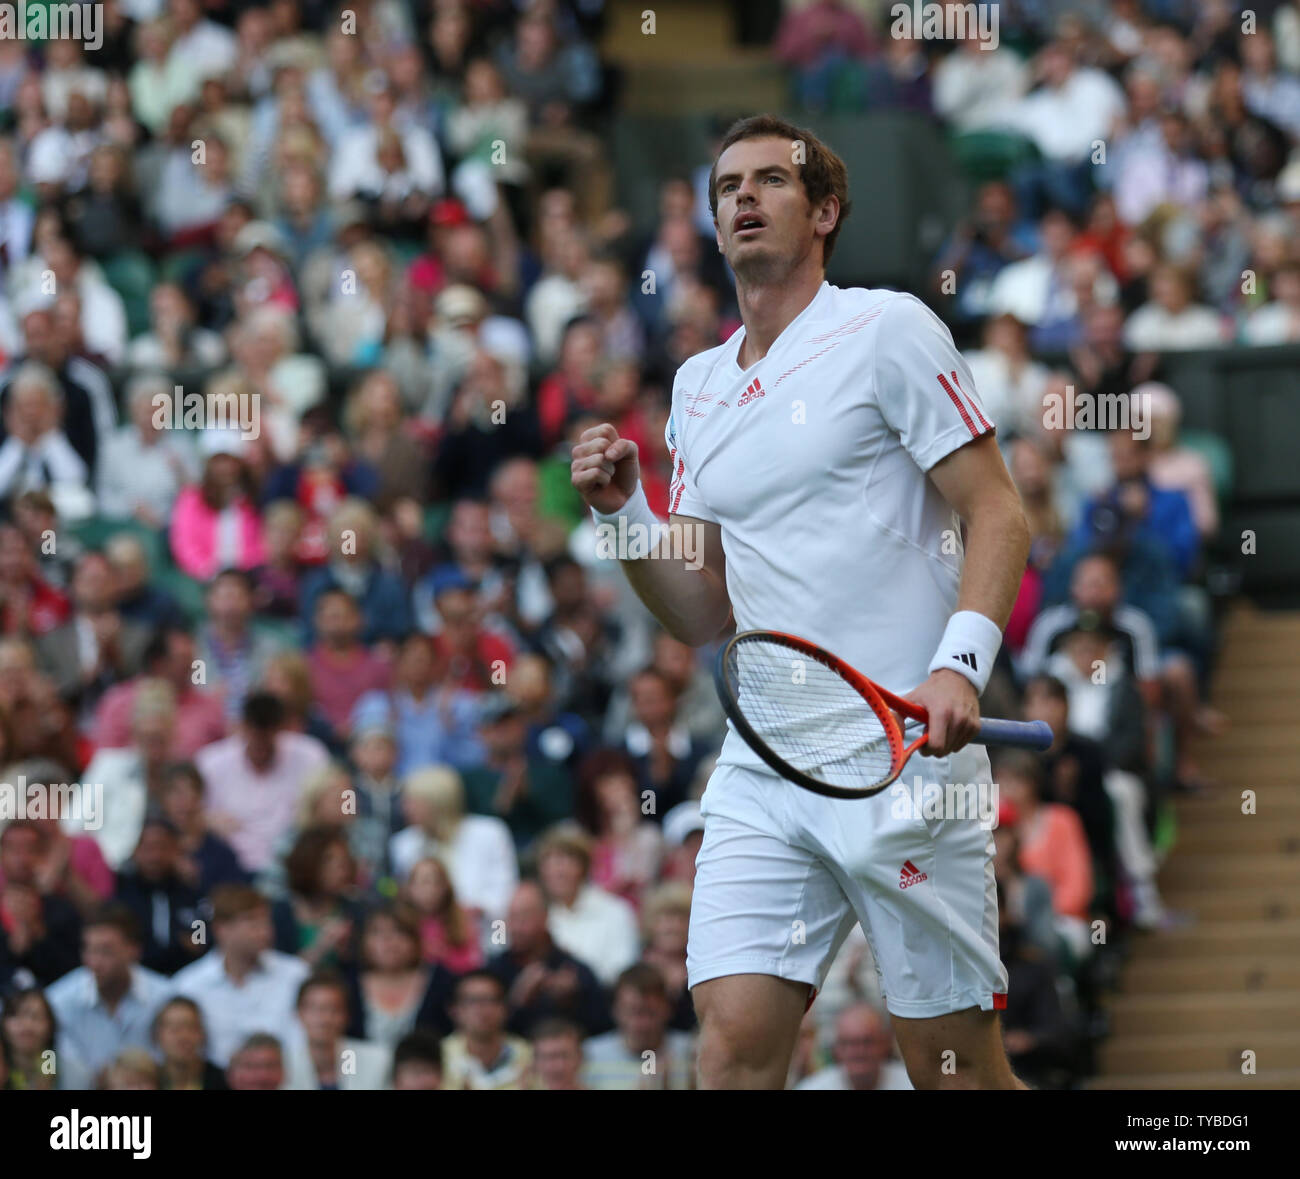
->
[666, 283, 994, 772]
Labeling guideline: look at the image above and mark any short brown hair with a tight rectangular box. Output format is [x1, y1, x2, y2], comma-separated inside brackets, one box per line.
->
[210, 883, 269, 924]
[613, 961, 669, 1002]
[708, 114, 852, 265]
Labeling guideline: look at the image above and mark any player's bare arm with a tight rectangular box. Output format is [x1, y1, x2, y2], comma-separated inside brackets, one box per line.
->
[570, 423, 731, 646]
[906, 433, 1031, 757]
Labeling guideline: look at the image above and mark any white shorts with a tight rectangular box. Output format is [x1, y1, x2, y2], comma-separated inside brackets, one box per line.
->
[686, 746, 1008, 1020]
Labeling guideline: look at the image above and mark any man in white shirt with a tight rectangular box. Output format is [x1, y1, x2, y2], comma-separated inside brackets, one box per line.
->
[46, 904, 171, 1087]
[1001, 40, 1126, 164]
[796, 1003, 914, 1090]
[166, 0, 238, 90]
[537, 825, 639, 987]
[0, 363, 90, 505]
[571, 116, 1031, 1090]
[282, 973, 390, 1090]
[170, 884, 310, 1067]
[328, 81, 444, 203]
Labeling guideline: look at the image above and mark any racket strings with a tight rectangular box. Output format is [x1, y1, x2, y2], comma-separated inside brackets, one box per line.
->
[728, 639, 898, 789]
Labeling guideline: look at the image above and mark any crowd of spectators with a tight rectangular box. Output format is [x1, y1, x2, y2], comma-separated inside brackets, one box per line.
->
[0, 0, 1286, 1090]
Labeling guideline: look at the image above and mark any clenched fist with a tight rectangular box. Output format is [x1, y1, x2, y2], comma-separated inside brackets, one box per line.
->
[570, 423, 641, 516]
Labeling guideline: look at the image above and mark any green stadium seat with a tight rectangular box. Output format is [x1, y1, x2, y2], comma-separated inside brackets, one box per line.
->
[66, 516, 167, 572]
[424, 503, 452, 544]
[947, 129, 1041, 183]
[100, 251, 157, 338]
[152, 566, 207, 623]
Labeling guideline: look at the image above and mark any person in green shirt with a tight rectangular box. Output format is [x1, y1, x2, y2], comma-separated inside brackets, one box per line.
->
[460, 693, 574, 850]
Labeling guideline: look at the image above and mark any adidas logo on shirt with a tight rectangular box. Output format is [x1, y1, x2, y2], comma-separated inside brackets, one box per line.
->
[899, 860, 928, 889]
[738, 377, 765, 407]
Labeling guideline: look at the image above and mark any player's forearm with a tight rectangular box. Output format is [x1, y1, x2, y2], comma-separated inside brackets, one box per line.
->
[618, 541, 731, 647]
[955, 490, 1031, 631]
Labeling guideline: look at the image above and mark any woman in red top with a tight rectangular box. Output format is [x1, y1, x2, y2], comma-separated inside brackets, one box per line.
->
[400, 856, 484, 975]
[535, 317, 602, 450]
[997, 750, 1095, 964]
[574, 749, 663, 911]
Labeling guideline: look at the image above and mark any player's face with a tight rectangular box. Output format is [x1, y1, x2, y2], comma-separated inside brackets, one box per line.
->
[713, 137, 825, 281]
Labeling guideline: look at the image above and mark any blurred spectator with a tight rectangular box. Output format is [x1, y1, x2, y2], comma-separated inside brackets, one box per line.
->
[621, 667, 707, 819]
[306, 588, 392, 742]
[153, 996, 228, 1090]
[537, 823, 639, 988]
[127, 283, 227, 372]
[391, 1029, 444, 1090]
[794, 1003, 913, 1091]
[529, 1018, 587, 1090]
[93, 625, 227, 758]
[270, 824, 362, 971]
[76, 679, 179, 869]
[441, 969, 532, 1090]
[996, 750, 1095, 965]
[298, 498, 412, 647]
[113, 818, 206, 975]
[170, 883, 309, 1067]
[169, 439, 268, 581]
[351, 631, 484, 775]
[574, 748, 662, 907]
[285, 971, 390, 1090]
[1, 987, 62, 1089]
[1139, 383, 1221, 539]
[224, 1032, 286, 1091]
[0, 821, 83, 988]
[996, 882, 1077, 1089]
[35, 550, 150, 711]
[45, 903, 170, 1084]
[582, 963, 694, 1090]
[1123, 263, 1226, 350]
[462, 691, 573, 848]
[196, 569, 284, 723]
[96, 374, 199, 525]
[932, 21, 1027, 131]
[486, 879, 608, 1038]
[193, 690, 329, 875]
[640, 882, 694, 1032]
[0, 523, 70, 637]
[347, 902, 457, 1047]
[106, 533, 188, 632]
[400, 857, 484, 975]
[0, 362, 92, 515]
[389, 765, 517, 922]
[158, 763, 249, 895]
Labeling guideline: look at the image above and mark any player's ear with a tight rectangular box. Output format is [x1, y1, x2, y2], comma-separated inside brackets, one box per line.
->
[816, 195, 840, 238]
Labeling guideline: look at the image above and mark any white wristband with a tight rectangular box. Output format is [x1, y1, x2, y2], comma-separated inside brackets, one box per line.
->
[591, 482, 659, 530]
[928, 610, 1002, 695]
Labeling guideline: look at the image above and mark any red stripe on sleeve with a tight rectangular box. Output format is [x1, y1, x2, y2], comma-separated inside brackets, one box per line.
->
[937, 372, 979, 437]
[949, 371, 991, 432]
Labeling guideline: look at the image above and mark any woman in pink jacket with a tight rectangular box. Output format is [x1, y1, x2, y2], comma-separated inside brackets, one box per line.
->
[169, 437, 267, 579]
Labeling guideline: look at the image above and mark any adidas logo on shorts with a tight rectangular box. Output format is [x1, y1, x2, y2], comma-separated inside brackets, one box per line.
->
[899, 860, 928, 889]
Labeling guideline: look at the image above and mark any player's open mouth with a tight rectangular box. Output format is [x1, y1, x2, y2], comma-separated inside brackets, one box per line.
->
[733, 214, 766, 237]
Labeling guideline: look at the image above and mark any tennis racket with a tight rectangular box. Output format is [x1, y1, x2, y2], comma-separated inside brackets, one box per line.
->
[714, 630, 1053, 800]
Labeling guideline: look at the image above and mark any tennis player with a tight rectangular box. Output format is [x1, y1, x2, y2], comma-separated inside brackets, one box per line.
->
[571, 116, 1032, 1090]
